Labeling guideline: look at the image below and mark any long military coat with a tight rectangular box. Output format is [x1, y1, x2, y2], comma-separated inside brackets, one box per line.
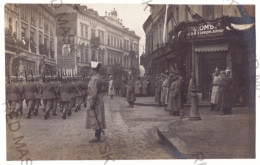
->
[86, 74, 106, 130]
[168, 78, 181, 112]
[126, 78, 136, 103]
[155, 78, 163, 102]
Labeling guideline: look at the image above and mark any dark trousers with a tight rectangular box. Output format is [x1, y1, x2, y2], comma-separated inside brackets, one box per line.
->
[95, 129, 102, 139]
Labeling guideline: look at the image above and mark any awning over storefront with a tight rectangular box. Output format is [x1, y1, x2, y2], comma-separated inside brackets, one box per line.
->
[195, 44, 228, 53]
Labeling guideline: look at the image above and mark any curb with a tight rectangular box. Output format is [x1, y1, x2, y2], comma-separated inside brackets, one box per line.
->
[156, 128, 186, 159]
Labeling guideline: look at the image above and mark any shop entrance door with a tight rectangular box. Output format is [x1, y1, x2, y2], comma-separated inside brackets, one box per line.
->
[200, 52, 227, 101]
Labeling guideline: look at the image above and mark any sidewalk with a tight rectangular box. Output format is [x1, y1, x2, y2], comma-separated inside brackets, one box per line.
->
[136, 97, 255, 159]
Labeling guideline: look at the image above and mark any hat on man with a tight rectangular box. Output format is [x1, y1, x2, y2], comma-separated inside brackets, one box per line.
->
[215, 67, 219, 71]
[90, 61, 101, 70]
[225, 68, 231, 72]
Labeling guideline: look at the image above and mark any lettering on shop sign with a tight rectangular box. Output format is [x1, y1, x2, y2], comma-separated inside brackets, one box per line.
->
[187, 22, 224, 37]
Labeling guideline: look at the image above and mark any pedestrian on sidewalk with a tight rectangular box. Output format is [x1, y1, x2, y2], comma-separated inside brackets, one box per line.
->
[219, 69, 234, 115]
[126, 71, 136, 108]
[135, 77, 142, 96]
[210, 67, 221, 111]
[86, 61, 106, 143]
[155, 74, 163, 106]
[108, 76, 115, 99]
[161, 72, 169, 110]
[168, 72, 182, 116]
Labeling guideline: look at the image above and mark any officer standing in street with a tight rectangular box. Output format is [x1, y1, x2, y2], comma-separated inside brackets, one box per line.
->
[86, 61, 106, 143]
[41, 76, 56, 119]
[23, 75, 37, 119]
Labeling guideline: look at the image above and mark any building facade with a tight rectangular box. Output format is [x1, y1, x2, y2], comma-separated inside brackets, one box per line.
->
[141, 5, 255, 103]
[5, 4, 57, 77]
[55, 5, 140, 76]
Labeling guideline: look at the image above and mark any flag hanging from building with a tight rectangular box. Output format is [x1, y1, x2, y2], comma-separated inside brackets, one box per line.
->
[162, 4, 169, 44]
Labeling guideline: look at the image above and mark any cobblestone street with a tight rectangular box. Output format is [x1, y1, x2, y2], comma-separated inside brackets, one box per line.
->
[6, 96, 175, 160]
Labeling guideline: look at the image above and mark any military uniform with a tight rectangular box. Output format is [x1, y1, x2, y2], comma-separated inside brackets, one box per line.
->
[23, 76, 37, 118]
[33, 76, 42, 116]
[6, 77, 23, 119]
[59, 77, 72, 119]
[51, 77, 60, 116]
[41, 76, 56, 119]
[75, 78, 86, 111]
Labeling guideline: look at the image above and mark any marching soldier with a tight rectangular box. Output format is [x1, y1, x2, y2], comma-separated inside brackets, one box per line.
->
[6, 76, 23, 119]
[33, 76, 42, 116]
[17, 76, 25, 116]
[68, 77, 77, 115]
[168, 72, 182, 116]
[59, 77, 71, 119]
[86, 61, 106, 143]
[41, 76, 56, 119]
[23, 75, 37, 119]
[75, 76, 86, 111]
[51, 76, 60, 116]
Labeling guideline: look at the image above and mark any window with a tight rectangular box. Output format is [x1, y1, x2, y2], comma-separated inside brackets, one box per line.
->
[98, 51, 101, 62]
[120, 39, 122, 49]
[98, 30, 104, 44]
[203, 5, 214, 20]
[108, 34, 110, 45]
[39, 32, 42, 44]
[81, 47, 84, 62]
[80, 24, 84, 38]
[85, 25, 88, 39]
[85, 48, 88, 62]
[9, 18, 12, 32]
[91, 29, 95, 38]
[111, 36, 113, 47]
[91, 50, 96, 61]
[101, 52, 104, 64]
[114, 37, 116, 47]
[30, 30, 35, 42]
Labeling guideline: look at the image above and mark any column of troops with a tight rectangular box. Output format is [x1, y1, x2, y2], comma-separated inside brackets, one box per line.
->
[6, 73, 90, 120]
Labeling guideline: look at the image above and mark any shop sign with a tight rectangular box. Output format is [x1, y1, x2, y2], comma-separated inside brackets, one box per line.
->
[187, 21, 224, 37]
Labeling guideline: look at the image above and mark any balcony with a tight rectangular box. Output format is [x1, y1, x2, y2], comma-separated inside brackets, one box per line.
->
[5, 28, 29, 51]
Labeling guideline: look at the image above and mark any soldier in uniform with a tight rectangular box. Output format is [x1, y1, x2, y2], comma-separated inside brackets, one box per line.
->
[69, 76, 78, 114]
[32, 76, 42, 116]
[86, 61, 106, 143]
[210, 67, 221, 111]
[168, 72, 182, 116]
[41, 76, 56, 119]
[6, 76, 23, 119]
[126, 71, 136, 108]
[23, 75, 37, 119]
[51, 76, 60, 116]
[155, 74, 163, 106]
[75, 76, 86, 111]
[59, 77, 71, 119]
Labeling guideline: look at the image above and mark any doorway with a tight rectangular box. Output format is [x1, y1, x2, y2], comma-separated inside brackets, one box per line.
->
[199, 52, 227, 101]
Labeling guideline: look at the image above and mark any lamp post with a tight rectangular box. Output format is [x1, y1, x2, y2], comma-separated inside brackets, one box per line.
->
[189, 41, 201, 121]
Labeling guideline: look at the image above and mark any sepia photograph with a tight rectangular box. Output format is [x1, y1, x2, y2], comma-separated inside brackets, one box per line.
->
[3, 1, 257, 163]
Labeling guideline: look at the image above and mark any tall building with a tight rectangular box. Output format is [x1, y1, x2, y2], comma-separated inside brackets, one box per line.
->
[55, 5, 140, 76]
[141, 5, 255, 103]
[5, 4, 57, 77]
